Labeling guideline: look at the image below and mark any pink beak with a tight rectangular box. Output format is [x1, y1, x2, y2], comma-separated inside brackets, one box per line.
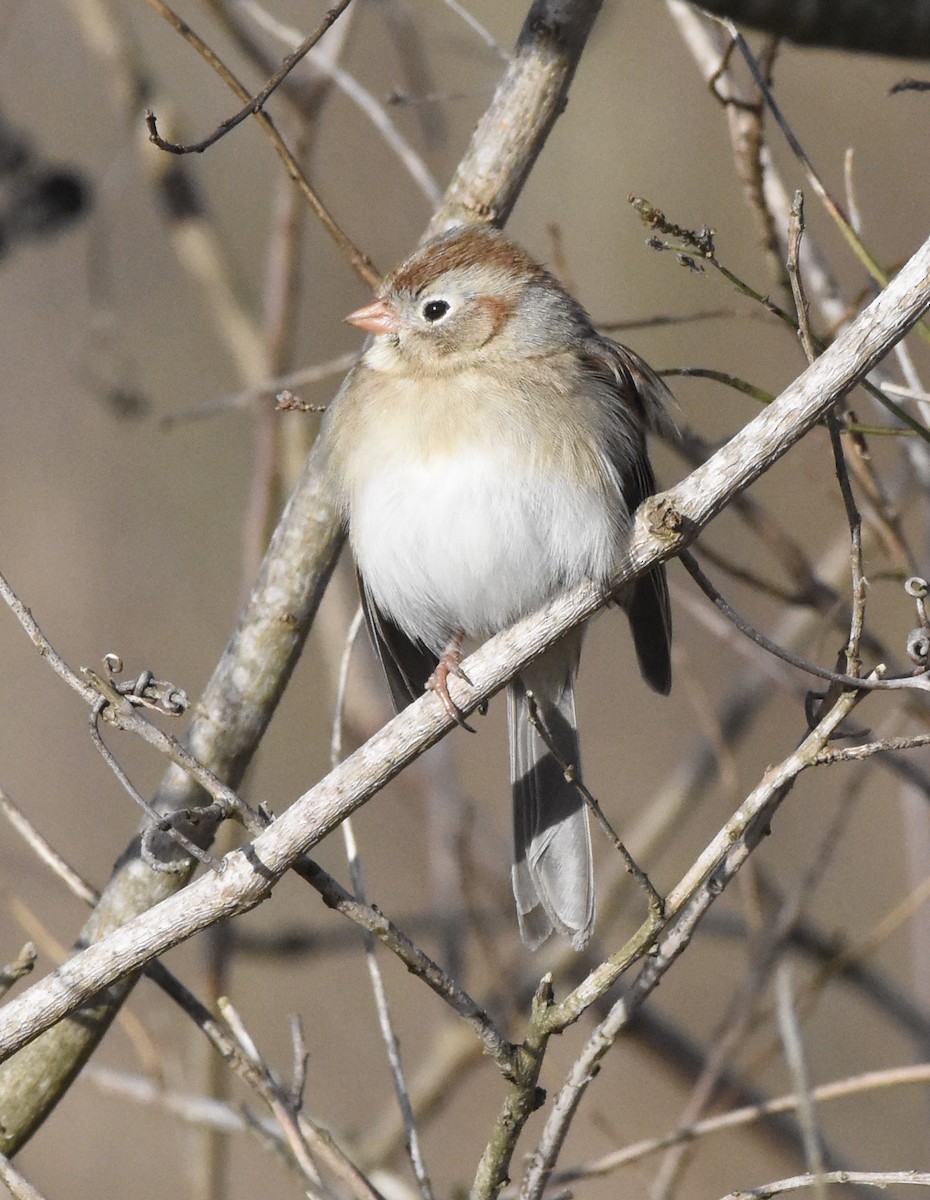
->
[344, 298, 402, 335]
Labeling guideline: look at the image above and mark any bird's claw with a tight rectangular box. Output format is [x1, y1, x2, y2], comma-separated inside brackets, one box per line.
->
[427, 645, 476, 733]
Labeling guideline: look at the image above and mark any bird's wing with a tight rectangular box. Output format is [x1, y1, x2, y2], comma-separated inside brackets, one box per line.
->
[359, 574, 439, 713]
[580, 337, 674, 695]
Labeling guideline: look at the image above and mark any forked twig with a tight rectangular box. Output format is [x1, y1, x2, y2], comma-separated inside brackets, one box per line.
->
[144, 0, 379, 287]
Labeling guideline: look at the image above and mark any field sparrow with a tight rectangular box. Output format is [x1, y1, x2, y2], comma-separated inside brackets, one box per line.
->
[321, 225, 672, 950]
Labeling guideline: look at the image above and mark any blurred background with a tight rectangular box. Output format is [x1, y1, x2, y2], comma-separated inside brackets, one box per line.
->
[1, 1, 929, 1197]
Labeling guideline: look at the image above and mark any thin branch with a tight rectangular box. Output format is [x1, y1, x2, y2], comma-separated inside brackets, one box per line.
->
[356, 1023, 486, 1169]
[0, 788, 375, 1194]
[88, 704, 225, 873]
[159, 353, 357, 428]
[81, 1064, 252, 1134]
[827, 417, 867, 675]
[645, 781, 863, 1200]
[144, 0, 354, 154]
[442, 0, 508, 59]
[786, 191, 817, 363]
[218, 997, 328, 1196]
[0, 788, 96, 907]
[774, 965, 827, 1193]
[330, 607, 365, 768]
[680, 551, 924, 693]
[724, 21, 923, 318]
[342, 818, 435, 1200]
[470, 978, 556, 1200]
[787, 190, 867, 678]
[637, 197, 930, 443]
[241, 0, 442, 207]
[0, 1155, 48, 1200]
[144, 0, 379, 288]
[597, 306, 747, 332]
[291, 858, 517, 1075]
[556, 1063, 930, 1183]
[883, 382, 930, 405]
[0, 946, 37, 1003]
[0, 572, 96, 705]
[667, 3, 930, 450]
[814, 734, 930, 766]
[0, 578, 265, 837]
[524, 692, 664, 916]
[721, 1171, 930, 1199]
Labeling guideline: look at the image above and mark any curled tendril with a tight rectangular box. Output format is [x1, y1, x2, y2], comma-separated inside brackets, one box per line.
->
[90, 655, 189, 718]
[905, 578, 930, 648]
[906, 628, 930, 669]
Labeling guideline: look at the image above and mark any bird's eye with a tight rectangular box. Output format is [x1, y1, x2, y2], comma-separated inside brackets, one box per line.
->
[422, 299, 450, 323]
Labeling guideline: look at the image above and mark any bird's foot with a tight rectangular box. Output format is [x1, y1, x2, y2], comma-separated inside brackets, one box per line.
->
[427, 635, 475, 733]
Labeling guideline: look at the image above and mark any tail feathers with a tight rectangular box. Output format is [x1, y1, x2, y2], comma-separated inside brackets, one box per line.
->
[509, 674, 595, 950]
[627, 565, 672, 696]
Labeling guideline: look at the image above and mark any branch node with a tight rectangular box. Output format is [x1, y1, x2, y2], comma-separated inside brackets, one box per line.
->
[644, 493, 687, 543]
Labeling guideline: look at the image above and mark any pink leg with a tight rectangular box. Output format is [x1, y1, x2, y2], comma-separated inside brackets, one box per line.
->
[427, 631, 475, 733]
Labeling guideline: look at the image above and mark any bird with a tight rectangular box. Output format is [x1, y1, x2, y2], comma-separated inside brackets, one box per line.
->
[320, 224, 672, 950]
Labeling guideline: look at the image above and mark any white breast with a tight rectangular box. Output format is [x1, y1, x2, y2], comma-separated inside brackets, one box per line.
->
[349, 442, 623, 654]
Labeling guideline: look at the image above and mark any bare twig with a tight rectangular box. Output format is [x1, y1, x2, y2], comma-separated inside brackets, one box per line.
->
[241, 0, 442, 207]
[144, 0, 379, 287]
[88, 704, 225, 873]
[441, 0, 508, 59]
[721, 22, 894, 292]
[0, 574, 265, 838]
[787, 191, 817, 363]
[145, 0, 354, 154]
[524, 692, 665, 916]
[343, 819, 435, 1200]
[0, 572, 97, 705]
[291, 858, 516, 1074]
[721, 1170, 930, 1199]
[159, 353, 357, 428]
[0, 789, 96, 906]
[813, 735, 930, 766]
[680, 552, 922, 692]
[0, 783, 380, 1194]
[81, 1064, 250, 1133]
[787, 191, 868, 678]
[646, 781, 864, 1200]
[556, 1063, 930, 1183]
[636, 197, 930, 443]
[774, 965, 827, 1195]
[0, 1155, 48, 1200]
[0, 945, 37, 1002]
